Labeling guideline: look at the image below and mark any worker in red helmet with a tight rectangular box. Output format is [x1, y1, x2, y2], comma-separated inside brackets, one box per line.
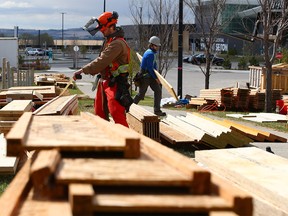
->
[73, 11, 132, 127]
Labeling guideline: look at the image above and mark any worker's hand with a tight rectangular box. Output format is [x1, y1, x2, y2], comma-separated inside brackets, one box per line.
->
[73, 69, 83, 81]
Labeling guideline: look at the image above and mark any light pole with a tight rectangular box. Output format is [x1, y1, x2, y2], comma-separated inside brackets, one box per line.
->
[103, 0, 106, 12]
[61, 12, 66, 47]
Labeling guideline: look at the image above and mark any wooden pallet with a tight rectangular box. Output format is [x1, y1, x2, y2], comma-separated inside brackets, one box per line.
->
[1, 112, 253, 216]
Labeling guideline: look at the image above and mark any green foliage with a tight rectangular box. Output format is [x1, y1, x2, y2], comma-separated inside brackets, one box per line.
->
[222, 55, 232, 69]
[238, 57, 248, 70]
[228, 48, 237, 56]
[282, 48, 288, 63]
[0, 175, 14, 195]
[248, 56, 259, 66]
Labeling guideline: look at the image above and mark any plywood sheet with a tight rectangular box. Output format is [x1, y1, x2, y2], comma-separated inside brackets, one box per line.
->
[195, 147, 288, 213]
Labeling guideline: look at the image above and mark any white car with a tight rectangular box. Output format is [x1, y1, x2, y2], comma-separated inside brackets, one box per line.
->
[26, 48, 45, 56]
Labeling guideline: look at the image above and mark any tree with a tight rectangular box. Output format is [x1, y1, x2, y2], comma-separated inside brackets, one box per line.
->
[252, 0, 288, 112]
[184, 0, 229, 89]
[129, 0, 179, 77]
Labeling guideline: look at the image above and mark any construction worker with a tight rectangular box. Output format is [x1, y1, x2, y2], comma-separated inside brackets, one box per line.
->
[73, 11, 132, 127]
[133, 36, 166, 116]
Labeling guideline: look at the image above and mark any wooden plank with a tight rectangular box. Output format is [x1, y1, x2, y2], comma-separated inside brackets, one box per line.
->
[160, 122, 198, 144]
[92, 194, 231, 213]
[0, 160, 32, 216]
[6, 113, 139, 157]
[6, 112, 33, 156]
[81, 112, 140, 158]
[17, 191, 73, 216]
[136, 52, 178, 100]
[30, 149, 61, 189]
[33, 95, 78, 116]
[0, 100, 32, 115]
[56, 158, 193, 187]
[69, 184, 94, 216]
[195, 147, 288, 213]
[211, 174, 253, 216]
[139, 134, 211, 195]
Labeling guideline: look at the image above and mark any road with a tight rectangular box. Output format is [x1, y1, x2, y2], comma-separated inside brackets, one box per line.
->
[44, 54, 250, 99]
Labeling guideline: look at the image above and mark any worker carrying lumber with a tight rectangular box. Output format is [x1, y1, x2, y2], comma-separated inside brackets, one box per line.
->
[73, 11, 133, 127]
[133, 36, 166, 116]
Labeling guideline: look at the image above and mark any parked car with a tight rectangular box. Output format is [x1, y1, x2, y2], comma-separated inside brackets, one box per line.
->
[26, 48, 45, 56]
[24, 47, 33, 55]
[183, 54, 200, 65]
[194, 53, 224, 66]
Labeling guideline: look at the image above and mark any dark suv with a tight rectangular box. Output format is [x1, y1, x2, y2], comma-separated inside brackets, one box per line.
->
[194, 53, 224, 66]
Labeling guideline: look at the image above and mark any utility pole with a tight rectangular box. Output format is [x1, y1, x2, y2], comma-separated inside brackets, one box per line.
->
[177, 0, 183, 98]
[103, 0, 106, 12]
[61, 12, 66, 47]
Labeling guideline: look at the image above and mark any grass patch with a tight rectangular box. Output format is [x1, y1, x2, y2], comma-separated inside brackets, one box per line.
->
[0, 175, 14, 196]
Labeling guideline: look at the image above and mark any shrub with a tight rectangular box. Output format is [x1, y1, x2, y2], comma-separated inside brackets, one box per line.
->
[238, 57, 248, 70]
[222, 56, 232, 69]
[249, 56, 259, 66]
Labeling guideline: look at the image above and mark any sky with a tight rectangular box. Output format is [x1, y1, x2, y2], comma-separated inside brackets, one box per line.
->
[0, 0, 132, 30]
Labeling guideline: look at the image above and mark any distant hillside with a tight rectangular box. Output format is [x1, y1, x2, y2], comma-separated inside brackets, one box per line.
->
[0, 28, 103, 40]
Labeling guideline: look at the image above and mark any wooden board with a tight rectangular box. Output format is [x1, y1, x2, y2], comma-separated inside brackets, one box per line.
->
[33, 95, 78, 115]
[136, 52, 178, 100]
[0, 160, 32, 216]
[195, 147, 288, 214]
[6, 112, 140, 158]
[56, 157, 193, 187]
[160, 122, 197, 144]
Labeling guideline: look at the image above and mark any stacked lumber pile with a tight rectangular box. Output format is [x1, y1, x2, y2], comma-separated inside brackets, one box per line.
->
[195, 147, 288, 215]
[200, 88, 234, 109]
[187, 97, 217, 111]
[0, 86, 59, 107]
[0, 112, 253, 216]
[127, 103, 160, 141]
[231, 88, 250, 110]
[161, 112, 287, 148]
[0, 100, 33, 135]
[248, 89, 282, 111]
[33, 95, 78, 116]
[163, 113, 253, 149]
[248, 89, 265, 110]
[220, 119, 287, 142]
[34, 73, 74, 88]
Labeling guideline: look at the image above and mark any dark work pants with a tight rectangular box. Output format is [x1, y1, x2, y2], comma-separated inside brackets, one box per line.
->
[133, 77, 162, 112]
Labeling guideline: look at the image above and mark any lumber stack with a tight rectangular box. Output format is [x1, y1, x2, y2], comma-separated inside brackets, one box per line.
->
[0, 112, 253, 216]
[127, 103, 160, 141]
[33, 95, 78, 116]
[231, 88, 250, 111]
[162, 112, 287, 148]
[163, 113, 253, 149]
[248, 89, 282, 111]
[0, 100, 33, 135]
[34, 73, 73, 88]
[248, 89, 265, 110]
[200, 88, 233, 109]
[221, 119, 287, 142]
[187, 97, 217, 111]
[195, 147, 288, 215]
[0, 86, 59, 107]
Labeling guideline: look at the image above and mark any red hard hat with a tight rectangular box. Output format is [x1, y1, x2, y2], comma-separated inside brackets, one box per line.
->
[97, 11, 118, 32]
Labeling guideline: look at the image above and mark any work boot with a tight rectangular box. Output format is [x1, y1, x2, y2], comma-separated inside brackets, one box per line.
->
[154, 110, 166, 116]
